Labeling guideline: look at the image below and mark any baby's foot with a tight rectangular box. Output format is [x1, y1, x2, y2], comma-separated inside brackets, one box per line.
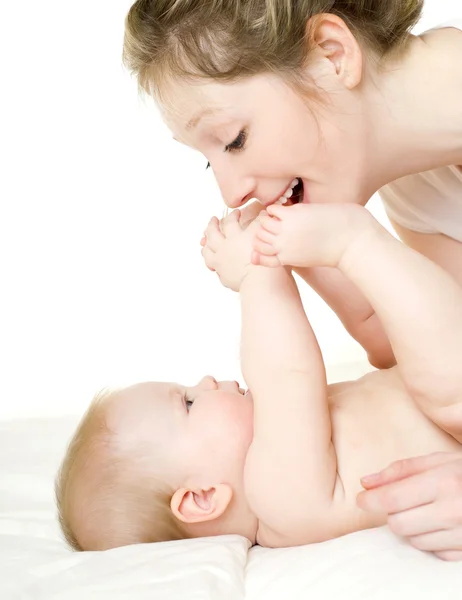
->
[252, 204, 312, 268]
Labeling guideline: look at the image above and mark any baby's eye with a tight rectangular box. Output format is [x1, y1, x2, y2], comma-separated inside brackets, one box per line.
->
[185, 398, 194, 412]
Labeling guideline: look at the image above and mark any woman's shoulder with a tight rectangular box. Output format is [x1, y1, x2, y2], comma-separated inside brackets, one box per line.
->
[431, 18, 462, 32]
[420, 18, 462, 36]
[419, 18, 462, 49]
[379, 166, 462, 241]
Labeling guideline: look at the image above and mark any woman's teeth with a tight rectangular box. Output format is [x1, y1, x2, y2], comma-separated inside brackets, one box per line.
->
[275, 178, 300, 205]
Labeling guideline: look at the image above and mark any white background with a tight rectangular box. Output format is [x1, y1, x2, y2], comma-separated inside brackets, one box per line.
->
[0, 0, 460, 420]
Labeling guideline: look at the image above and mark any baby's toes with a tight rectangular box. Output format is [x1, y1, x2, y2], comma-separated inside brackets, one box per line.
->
[259, 214, 281, 234]
[255, 226, 276, 245]
[251, 250, 281, 268]
[253, 237, 278, 257]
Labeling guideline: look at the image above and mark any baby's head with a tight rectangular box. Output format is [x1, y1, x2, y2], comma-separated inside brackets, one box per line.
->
[56, 377, 256, 550]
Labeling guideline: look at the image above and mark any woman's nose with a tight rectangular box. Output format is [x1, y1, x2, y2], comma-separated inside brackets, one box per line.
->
[215, 170, 256, 209]
[226, 191, 254, 209]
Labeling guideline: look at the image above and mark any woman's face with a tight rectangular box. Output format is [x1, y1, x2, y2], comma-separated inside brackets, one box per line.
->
[162, 61, 373, 209]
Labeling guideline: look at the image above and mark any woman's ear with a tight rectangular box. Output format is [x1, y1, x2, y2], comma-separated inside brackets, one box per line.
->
[170, 484, 233, 524]
[307, 13, 363, 89]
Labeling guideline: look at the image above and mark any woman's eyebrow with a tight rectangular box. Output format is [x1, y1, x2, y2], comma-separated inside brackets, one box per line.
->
[186, 107, 223, 130]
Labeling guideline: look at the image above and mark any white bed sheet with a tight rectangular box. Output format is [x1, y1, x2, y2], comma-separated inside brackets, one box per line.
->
[2, 365, 461, 599]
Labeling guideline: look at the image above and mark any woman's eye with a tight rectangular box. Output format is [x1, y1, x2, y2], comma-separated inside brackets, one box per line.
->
[185, 399, 194, 412]
[205, 161, 211, 170]
[225, 130, 247, 153]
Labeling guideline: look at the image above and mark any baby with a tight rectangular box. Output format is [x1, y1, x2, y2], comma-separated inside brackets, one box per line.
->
[56, 203, 462, 552]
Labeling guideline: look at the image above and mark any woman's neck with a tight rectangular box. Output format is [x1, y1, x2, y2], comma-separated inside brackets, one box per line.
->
[362, 28, 462, 192]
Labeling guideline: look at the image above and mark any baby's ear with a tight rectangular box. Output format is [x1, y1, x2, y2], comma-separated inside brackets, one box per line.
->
[170, 484, 233, 524]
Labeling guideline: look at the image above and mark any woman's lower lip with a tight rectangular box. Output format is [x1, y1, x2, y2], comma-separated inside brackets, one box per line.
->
[302, 181, 309, 203]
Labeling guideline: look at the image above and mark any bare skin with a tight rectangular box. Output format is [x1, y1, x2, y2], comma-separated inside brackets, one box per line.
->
[201, 203, 462, 552]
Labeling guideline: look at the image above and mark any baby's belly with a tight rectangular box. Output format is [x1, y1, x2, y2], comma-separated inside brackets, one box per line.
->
[330, 368, 461, 508]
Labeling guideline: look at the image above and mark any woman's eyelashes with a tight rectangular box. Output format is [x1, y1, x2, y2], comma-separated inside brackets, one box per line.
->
[206, 161, 211, 169]
[225, 129, 247, 153]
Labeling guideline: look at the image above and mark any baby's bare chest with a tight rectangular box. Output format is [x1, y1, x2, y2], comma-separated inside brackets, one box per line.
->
[328, 369, 460, 499]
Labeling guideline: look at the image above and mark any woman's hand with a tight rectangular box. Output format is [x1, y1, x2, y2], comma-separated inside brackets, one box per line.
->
[357, 452, 462, 561]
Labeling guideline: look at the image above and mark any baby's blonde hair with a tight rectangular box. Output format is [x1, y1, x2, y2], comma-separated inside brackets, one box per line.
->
[55, 388, 189, 551]
[123, 0, 423, 96]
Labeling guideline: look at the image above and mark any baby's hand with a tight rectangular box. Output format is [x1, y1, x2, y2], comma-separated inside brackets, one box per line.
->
[252, 203, 376, 268]
[238, 200, 265, 229]
[201, 210, 259, 292]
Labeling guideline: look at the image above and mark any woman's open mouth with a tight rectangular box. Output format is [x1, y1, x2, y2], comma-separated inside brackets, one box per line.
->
[275, 178, 305, 206]
[290, 178, 304, 204]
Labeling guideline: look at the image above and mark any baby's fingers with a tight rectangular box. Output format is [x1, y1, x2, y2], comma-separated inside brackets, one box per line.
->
[221, 209, 241, 237]
[201, 245, 216, 272]
[204, 216, 224, 250]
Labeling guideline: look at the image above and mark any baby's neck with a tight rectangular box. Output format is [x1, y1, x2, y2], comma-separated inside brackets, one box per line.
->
[187, 493, 258, 544]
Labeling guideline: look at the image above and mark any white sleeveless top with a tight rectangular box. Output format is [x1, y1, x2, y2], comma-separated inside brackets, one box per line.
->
[379, 18, 462, 242]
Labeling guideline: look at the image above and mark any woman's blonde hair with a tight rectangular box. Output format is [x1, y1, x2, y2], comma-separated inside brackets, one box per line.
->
[123, 0, 424, 95]
[55, 388, 189, 551]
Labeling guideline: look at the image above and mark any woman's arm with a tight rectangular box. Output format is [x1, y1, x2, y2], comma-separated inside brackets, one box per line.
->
[390, 219, 462, 286]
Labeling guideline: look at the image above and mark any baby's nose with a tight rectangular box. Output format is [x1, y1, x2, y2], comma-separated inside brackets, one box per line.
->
[220, 380, 241, 393]
[201, 375, 218, 390]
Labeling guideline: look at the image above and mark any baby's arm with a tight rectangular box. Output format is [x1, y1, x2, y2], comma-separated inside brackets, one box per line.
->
[254, 203, 462, 442]
[240, 266, 341, 544]
[239, 201, 395, 369]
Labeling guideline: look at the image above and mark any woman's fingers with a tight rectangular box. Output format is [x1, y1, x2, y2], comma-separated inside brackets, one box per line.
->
[357, 469, 437, 514]
[387, 502, 449, 538]
[360, 453, 459, 489]
[409, 527, 462, 554]
[435, 550, 462, 561]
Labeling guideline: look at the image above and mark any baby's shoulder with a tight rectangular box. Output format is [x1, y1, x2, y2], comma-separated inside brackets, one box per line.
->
[327, 368, 406, 406]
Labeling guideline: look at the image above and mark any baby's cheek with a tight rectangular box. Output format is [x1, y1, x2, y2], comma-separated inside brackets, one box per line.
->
[224, 403, 254, 447]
